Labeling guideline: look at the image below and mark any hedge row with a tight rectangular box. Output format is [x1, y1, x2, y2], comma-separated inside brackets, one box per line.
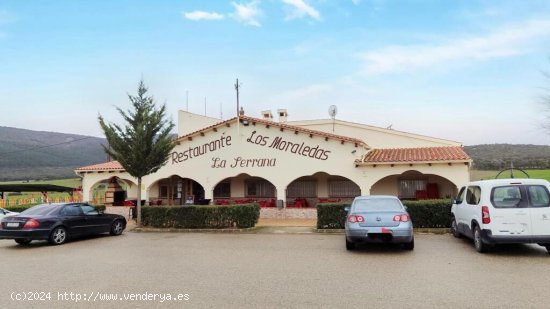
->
[316, 199, 452, 229]
[141, 204, 260, 229]
[5, 204, 106, 213]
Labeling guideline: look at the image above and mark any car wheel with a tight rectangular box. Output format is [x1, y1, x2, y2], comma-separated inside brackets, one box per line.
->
[473, 225, 488, 253]
[110, 220, 124, 236]
[451, 217, 461, 238]
[15, 239, 31, 245]
[346, 238, 355, 251]
[48, 227, 67, 245]
[402, 237, 414, 250]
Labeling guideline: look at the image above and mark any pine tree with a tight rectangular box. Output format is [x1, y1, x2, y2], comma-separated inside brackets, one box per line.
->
[99, 80, 175, 226]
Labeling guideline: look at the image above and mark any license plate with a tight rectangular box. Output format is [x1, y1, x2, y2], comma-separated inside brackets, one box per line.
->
[367, 227, 392, 234]
[6, 222, 19, 228]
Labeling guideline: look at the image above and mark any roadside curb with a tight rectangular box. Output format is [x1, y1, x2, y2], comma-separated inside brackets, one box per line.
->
[131, 227, 257, 233]
[130, 227, 451, 234]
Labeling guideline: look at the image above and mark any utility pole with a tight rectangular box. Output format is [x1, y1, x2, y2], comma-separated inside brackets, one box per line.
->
[235, 79, 241, 118]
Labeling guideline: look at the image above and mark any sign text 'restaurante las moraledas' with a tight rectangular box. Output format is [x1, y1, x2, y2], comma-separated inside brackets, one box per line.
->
[170, 131, 331, 165]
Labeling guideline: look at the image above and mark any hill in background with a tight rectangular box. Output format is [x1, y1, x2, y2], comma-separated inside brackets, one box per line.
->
[464, 144, 550, 170]
[1, 126, 550, 181]
[0, 126, 108, 181]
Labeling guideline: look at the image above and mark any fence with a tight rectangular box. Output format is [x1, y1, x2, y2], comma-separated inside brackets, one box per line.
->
[0, 196, 83, 208]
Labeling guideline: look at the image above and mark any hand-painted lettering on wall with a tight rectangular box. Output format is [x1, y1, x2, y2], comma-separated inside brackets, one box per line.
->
[171, 135, 231, 164]
[211, 157, 277, 168]
[246, 131, 330, 160]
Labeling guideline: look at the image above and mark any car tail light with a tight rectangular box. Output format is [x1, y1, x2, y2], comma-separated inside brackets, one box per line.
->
[24, 219, 40, 228]
[348, 215, 364, 223]
[393, 214, 410, 222]
[482, 206, 491, 224]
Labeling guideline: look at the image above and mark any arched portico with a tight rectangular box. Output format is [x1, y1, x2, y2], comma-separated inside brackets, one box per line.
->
[88, 176, 138, 206]
[212, 173, 277, 207]
[147, 175, 206, 205]
[370, 170, 458, 199]
[285, 172, 361, 208]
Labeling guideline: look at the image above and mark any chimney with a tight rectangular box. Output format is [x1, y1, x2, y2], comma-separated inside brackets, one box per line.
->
[277, 109, 288, 123]
[262, 110, 273, 121]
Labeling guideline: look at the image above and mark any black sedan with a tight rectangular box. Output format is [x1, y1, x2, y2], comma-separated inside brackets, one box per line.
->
[0, 203, 126, 245]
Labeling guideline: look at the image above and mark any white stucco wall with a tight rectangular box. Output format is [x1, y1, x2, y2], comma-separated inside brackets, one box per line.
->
[178, 110, 223, 137]
[78, 114, 470, 205]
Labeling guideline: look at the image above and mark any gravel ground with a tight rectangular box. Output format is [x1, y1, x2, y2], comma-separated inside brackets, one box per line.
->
[1, 232, 549, 309]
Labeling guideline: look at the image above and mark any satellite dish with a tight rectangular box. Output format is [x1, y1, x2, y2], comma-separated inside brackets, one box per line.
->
[328, 105, 338, 119]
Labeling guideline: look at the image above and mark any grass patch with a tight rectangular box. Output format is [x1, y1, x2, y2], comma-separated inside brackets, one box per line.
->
[470, 169, 550, 182]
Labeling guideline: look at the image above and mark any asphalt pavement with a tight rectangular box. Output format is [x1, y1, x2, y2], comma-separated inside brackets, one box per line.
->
[1, 232, 549, 308]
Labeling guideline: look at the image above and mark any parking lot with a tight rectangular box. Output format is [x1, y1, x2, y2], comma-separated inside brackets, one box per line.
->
[1, 232, 549, 308]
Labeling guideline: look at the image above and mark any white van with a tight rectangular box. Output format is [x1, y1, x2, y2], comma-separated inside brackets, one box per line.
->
[451, 179, 550, 253]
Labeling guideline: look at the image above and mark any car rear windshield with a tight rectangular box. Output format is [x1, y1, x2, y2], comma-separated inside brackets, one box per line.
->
[491, 185, 550, 208]
[20, 205, 60, 216]
[353, 198, 403, 212]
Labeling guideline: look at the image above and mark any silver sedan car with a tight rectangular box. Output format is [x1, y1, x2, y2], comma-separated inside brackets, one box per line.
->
[345, 196, 414, 250]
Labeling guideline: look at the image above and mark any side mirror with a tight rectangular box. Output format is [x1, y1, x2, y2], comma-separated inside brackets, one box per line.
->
[344, 207, 350, 212]
[404, 206, 408, 210]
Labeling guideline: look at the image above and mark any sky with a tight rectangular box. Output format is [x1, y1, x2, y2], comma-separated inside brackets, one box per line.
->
[0, 0, 550, 146]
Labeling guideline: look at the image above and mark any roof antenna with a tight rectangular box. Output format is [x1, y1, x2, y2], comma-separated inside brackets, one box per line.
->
[235, 78, 242, 118]
[328, 105, 338, 133]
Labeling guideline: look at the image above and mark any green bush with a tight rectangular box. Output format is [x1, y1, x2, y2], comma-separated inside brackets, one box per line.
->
[141, 204, 260, 229]
[402, 199, 452, 228]
[317, 199, 452, 229]
[317, 203, 348, 229]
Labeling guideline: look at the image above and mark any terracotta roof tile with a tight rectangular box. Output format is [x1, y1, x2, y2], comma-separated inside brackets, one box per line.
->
[361, 146, 471, 164]
[174, 116, 368, 147]
[75, 161, 124, 171]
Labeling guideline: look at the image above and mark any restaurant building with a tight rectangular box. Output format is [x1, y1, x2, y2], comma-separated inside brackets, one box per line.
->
[75, 109, 471, 218]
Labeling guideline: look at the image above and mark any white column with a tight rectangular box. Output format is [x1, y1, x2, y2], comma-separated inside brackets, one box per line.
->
[204, 186, 214, 205]
[276, 185, 287, 208]
[361, 186, 371, 196]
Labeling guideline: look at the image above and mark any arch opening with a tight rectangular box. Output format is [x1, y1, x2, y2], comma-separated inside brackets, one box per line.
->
[285, 172, 361, 208]
[371, 170, 457, 200]
[212, 173, 276, 207]
[148, 175, 206, 205]
[89, 176, 137, 207]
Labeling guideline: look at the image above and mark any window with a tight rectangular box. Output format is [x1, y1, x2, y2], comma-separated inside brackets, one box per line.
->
[21, 205, 59, 216]
[456, 187, 466, 203]
[492, 185, 550, 208]
[527, 186, 550, 208]
[62, 206, 82, 216]
[288, 180, 317, 198]
[245, 179, 275, 198]
[492, 186, 522, 208]
[80, 205, 98, 216]
[329, 180, 360, 198]
[353, 198, 403, 212]
[399, 180, 427, 199]
[159, 185, 168, 198]
[214, 182, 231, 198]
[466, 186, 481, 205]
